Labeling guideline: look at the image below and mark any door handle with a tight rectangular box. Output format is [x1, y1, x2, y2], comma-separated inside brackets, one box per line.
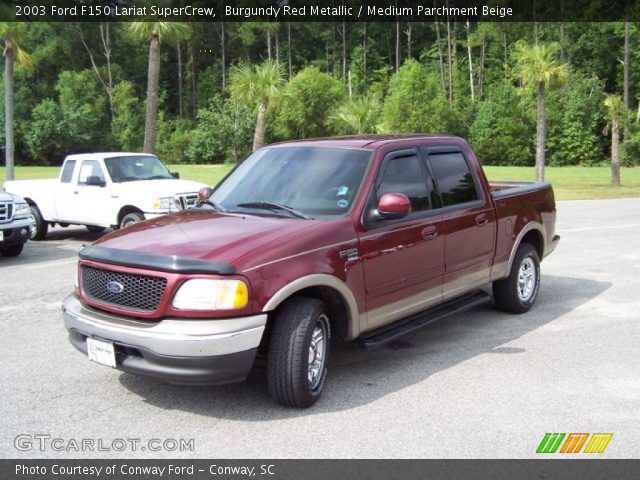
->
[475, 214, 489, 227]
[422, 226, 438, 240]
[73, 190, 79, 195]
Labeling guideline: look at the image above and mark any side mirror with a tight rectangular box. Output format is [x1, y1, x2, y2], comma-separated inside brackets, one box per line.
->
[198, 186, 214, 203]
[86, 176, 106, 187]
[171, 171, 180, 179]
[376, 193, 411, 220]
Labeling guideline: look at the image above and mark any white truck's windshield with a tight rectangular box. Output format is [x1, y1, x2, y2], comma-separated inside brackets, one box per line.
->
[104, 155, 173, 182]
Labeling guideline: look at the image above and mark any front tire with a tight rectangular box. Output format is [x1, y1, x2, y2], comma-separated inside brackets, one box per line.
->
[29, 205, 48, 240]
[120, 212, 145, 229]
[493, 243, 540, 313]
[267, 297, 331, 408]
[0, 243, 24, 257]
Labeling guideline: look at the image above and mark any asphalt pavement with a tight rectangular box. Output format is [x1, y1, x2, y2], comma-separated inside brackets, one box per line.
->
[1, 198, 638, 458]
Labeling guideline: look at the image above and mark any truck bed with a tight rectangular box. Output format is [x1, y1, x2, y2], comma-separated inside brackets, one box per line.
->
[488, 180, 551, 199]
[488, 180, 558, 280]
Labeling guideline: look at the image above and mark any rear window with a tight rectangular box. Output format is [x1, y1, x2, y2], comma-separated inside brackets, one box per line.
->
[60, 160, 76, 183]
[429, 152, 479, 207]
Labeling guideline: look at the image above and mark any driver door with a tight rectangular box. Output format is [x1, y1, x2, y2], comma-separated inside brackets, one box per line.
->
[73, 160, 112, 225]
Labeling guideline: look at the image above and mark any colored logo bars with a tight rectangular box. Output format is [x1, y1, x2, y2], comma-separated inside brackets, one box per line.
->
[536, 433, 613, 454]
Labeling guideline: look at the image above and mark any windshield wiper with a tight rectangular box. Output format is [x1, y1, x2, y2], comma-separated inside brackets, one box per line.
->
[144, 175, 173, 180]
[236, 202, 313, 220]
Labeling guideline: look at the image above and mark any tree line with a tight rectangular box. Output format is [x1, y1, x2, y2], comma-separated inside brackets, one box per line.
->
[2, 21, 637, 184]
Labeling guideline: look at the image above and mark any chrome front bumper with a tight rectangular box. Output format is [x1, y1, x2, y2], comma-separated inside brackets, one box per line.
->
[62, 294, 267, 385]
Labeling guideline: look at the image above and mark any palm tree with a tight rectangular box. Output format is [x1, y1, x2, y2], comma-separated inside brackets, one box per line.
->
[604, 94, 624, 186]
[329, 96, 381, 134]
[516, 42, 568, 182]
[229, 60, 284, 151]
[128, 22, 188, 153]
[1, 23, 33, 181]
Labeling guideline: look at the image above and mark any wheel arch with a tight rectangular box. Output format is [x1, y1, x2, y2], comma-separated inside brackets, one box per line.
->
[506, 222, 545, 274]
[117, 205, 144, 226]
[263, 275, 360, 341]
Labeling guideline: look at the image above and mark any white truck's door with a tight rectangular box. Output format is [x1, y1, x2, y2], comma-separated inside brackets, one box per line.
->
[53, 159, 80, 221]
[72, 159, 113, 226]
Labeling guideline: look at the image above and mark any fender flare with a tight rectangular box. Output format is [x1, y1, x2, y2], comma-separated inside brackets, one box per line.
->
[262, 274, 362, 339]
[506, 221, 546, 275]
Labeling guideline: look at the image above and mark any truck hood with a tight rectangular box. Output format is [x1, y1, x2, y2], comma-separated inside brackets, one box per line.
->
[113, 178, 206, 197]
[92, 209, 318, 267]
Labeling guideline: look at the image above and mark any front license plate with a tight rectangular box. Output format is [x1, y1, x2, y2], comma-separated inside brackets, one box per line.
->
[0, 230, 4, 241]
[86, 337, 116, 368]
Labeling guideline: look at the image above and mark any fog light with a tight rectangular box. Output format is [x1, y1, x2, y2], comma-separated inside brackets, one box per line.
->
[21, 228, 27, 236]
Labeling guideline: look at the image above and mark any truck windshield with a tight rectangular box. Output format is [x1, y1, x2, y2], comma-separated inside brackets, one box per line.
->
[209, 147, 372, 219]
[104, 155, 173, 182]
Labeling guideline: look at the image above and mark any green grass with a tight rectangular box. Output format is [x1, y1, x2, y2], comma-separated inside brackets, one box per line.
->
[167, 164, 232, 186]
[483, 166, 640, 200]
[2, 165, 639, 201]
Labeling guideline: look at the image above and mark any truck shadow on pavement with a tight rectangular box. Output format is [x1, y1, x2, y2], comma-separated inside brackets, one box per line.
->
[119, 274, 610, 418]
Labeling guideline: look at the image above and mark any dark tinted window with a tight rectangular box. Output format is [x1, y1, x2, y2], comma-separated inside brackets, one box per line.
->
[429, 152, 479, 206]
[60, 160, 76, 183]
[378, 154, 430, 212]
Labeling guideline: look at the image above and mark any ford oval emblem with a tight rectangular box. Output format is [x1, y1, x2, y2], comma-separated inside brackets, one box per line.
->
[106, 281, 124, 294]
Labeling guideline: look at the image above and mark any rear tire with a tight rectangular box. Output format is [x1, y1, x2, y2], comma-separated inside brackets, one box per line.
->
[120, 212, 145, 229]
[493, 243, 540, 314]
[0, 243, 24, 257]
[29, 205, 48, 240]
[267, 297, 331, 408]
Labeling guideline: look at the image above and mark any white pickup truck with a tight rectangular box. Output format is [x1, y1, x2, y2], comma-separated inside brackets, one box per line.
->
[4, 153, 206, 240]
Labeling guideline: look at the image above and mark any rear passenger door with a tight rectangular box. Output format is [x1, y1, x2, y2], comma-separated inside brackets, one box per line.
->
[358, 148, 445, 330]
[425, 147, 496, 300]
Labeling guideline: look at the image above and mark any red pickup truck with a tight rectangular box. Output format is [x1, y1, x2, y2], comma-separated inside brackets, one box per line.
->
[63, 135, 559, 407]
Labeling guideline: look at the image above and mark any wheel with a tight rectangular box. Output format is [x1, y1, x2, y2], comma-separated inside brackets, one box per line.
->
[86, 225, 106, 233]
[29, 205, 48, 240]
[267, 297, 331, 408]
[120, 212, 145, 229]
[493, 243, 540, 313]
[0, 243, 24, 257]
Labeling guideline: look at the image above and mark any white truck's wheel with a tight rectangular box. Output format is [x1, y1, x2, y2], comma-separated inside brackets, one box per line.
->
[29, 205, 48, 240]
[120, 212, 145, 229]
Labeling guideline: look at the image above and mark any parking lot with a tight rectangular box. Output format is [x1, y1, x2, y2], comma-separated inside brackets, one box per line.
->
[1, 198, 639, 458]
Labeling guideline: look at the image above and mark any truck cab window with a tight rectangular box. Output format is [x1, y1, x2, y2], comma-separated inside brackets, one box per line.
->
[78, 160, 105, 185]
[429, 152, 479, 207]
[60, 160, 76, 183]
[378, 154, 430, 212]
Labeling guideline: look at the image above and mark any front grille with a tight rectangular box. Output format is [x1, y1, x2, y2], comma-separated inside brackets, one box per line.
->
[178, 193, 198, 210]
[0, 202, 13, 223]
[81, 266, 167, 312]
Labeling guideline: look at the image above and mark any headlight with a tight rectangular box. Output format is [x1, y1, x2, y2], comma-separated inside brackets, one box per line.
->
[172, 279, 248, 310]
[14, 202, 30, 217]
[152, 197, 178, 211]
